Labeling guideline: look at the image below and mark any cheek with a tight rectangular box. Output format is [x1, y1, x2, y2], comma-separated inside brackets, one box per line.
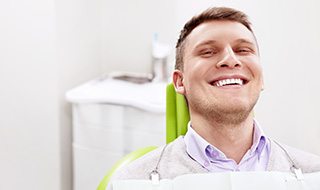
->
[250, 63, 264, 88]
[243, 57, 263, 77]
[184, 61, 206, 80]
[187, 59, 214, 77]
[253, 64, 263, 80]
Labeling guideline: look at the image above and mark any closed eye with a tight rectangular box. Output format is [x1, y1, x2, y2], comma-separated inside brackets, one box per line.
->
[200, 49, 217, 57]
[235, 47, 254, 54]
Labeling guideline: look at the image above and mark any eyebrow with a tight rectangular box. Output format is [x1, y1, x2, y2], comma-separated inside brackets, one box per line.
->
[234, 39, 256, 46]
[193, 38, 256, 50]
[193, 40, 217, 50]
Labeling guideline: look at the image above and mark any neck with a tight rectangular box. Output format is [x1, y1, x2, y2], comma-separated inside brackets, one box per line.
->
[191, 112, 254, 164]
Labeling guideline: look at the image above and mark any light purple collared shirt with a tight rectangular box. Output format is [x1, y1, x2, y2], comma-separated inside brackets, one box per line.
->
[184, 120, 270, 172]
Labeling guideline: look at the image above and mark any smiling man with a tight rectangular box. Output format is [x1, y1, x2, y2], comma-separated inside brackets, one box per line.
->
[107, 7, 320, 189]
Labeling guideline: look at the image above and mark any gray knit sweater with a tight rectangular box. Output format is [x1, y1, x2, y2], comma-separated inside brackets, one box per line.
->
[107, 136, 320, 190]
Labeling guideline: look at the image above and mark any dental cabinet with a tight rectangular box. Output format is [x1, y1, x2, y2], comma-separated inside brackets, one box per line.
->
[66, 77, 166, 190]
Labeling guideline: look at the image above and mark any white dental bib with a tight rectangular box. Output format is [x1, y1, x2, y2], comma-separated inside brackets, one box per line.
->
[113, 171, 320, 190]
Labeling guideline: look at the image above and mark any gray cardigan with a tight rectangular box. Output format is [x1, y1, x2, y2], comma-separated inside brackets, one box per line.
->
[107, 136, 320, 190]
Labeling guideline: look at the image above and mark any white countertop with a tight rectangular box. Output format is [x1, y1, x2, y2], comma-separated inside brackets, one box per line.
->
[66, 77, 167, 113]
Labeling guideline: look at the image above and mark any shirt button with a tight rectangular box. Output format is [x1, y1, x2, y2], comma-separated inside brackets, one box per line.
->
[211, 151, 219, 158]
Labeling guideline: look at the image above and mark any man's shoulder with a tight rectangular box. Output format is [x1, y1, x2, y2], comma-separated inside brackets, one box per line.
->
[106, 136, 204, 190]
[109, 136, 201, 181]
[111, 145, 164, 181]
[269, 140, 320, 173]
[283, 143, 320, 172]
[106, 143, 166, 190]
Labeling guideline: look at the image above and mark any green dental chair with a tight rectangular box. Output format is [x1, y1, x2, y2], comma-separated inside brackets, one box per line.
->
[97, 83, 190, 190]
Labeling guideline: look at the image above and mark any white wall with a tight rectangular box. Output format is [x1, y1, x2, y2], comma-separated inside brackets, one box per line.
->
[55, 0, 103, 189]
[101, 0, 176, 74]
[0, 0, 102, 190]
[0, 1, 60, 189]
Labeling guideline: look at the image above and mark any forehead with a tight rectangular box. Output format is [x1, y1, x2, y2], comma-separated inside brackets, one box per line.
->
[185, 20, 257, 49]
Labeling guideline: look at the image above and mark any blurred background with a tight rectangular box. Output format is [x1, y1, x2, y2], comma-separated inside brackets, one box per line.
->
[1, 0, 320, 190]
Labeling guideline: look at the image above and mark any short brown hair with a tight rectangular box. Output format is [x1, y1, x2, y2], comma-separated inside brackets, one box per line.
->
[175, 7, 254, 70]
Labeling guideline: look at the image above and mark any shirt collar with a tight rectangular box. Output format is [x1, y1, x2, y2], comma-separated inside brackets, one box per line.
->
[184, 121, 211, 167]
[184, 119, 268, 167]
[249, 120, 267, 156]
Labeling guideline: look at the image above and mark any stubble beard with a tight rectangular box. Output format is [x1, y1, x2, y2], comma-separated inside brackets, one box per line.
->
[188, 94, 259, 126]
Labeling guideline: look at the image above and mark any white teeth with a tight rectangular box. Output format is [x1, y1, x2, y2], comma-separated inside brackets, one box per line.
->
[214, 78, 244, 87]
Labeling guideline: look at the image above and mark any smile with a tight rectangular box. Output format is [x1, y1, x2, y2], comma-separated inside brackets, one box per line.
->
[212, 78, 245, 87]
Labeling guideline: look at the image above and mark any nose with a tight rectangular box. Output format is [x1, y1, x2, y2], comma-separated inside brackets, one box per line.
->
[216, 47, 242, 68]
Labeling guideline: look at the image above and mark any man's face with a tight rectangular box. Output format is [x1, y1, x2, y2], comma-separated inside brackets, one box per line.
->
[173, 20, 263, 123]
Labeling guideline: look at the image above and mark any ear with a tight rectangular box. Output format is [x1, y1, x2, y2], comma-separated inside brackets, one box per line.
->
[172, 70, 185, 95]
